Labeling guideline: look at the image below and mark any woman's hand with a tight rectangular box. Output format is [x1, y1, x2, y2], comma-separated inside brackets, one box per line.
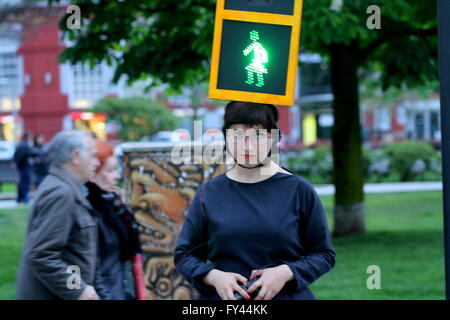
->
[203, 269, 251, 300]
[246, 264, 294, 300]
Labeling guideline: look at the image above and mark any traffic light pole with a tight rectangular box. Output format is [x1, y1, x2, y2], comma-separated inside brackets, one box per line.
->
[437, 0, 450, 300]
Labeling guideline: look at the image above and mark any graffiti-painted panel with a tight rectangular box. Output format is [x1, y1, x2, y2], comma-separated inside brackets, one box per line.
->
[122, 142, 227, 299]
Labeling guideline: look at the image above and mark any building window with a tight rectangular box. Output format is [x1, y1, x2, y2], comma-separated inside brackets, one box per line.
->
[0, 52, 20, 112]
[71, 62, 104, 109]
[415, 112, 425, 140]
[430, 111, 440, 141]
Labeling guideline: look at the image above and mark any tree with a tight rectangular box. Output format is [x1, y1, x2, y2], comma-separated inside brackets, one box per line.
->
[92, 97, 180, 141]
[49, 0, 437, 236]
[301, 0, 437, 236]
[49, 0, 216, 88]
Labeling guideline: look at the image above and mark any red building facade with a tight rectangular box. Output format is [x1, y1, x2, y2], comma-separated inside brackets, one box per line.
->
[18, 9, 69, 140]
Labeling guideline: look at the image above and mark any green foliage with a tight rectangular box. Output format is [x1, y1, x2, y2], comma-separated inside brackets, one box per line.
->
[92, 97, 179, 141]
[286, 141, 442, 184]
[302, 0, 437, 89]
[49, 0, 216, 89]
[363, 147, 390, 180]
[384, 141, 438, 181]
[287, 146, 333, 184]
[49, 0, 437, 91]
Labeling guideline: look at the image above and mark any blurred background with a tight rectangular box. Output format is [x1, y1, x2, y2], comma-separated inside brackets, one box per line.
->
[0, 0, 444, 300]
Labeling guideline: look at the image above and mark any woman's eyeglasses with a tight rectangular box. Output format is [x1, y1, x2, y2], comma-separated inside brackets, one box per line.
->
[226, 129, 271, 142]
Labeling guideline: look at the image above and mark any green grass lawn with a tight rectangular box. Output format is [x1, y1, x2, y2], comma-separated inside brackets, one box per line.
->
[0, 191, 445, 300]
[311, 191, 445, 299]
[0, 183, 16, 193]
[0, 206, 28, 300]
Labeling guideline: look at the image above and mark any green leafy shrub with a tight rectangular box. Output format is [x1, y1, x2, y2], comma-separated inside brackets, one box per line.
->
[384, 141, 437, 181]
[286, 146, 333, 184]
[92, 97, 180, 141]
[364, 148, 390, 182]
[285, 141, 442, 184]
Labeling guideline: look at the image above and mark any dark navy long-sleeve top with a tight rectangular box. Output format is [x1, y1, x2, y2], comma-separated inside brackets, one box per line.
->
[174, 171, 336, 300]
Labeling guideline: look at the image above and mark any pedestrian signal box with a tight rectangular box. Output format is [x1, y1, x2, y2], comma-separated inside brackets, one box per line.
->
[208, 0, 303, 106]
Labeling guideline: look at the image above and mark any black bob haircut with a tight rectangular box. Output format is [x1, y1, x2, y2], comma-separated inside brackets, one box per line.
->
[221, 101, 281, 140]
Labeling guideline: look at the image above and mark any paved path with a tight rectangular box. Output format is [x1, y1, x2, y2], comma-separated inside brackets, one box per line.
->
[0, 200, 30, 210]
[314, 181, 443, 196]
[0, 181, 443, 209]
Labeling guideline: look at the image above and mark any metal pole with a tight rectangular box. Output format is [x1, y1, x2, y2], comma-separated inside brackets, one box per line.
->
[437, 0, 450, 300]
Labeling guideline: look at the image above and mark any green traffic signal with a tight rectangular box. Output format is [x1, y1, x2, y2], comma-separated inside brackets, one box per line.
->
[209, 0, 303, 105]
[243, 30, 269, 87]
[217, 20, 291, 95]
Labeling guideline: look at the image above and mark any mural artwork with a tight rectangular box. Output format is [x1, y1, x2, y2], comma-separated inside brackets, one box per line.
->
[123, 147, 228, 299]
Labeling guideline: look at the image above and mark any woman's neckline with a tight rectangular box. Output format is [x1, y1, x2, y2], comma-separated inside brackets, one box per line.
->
[225, 170, 291, 185]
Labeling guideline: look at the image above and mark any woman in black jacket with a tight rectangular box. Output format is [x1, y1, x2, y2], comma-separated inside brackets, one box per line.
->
[86, 140, 145, 300]
[174, 101, 336, 300]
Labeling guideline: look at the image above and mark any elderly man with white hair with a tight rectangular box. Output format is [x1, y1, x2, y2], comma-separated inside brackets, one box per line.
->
[16, 130, 100, 300]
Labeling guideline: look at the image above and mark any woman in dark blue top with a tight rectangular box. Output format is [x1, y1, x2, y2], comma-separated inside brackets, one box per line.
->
[174, 101, 336, 300]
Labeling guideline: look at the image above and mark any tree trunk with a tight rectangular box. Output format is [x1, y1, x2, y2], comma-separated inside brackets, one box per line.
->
[329, 41, 367, 237]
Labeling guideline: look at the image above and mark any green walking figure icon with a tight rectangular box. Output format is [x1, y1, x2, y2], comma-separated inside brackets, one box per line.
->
[243, 30, 268, 87]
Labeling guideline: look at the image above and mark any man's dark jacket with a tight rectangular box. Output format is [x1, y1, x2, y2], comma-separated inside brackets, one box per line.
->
[13, 141, 32, 169]
[16, 166, 98, 300]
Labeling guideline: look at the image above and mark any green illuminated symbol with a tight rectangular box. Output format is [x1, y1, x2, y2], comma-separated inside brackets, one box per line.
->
[243, 30, 268, 87]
